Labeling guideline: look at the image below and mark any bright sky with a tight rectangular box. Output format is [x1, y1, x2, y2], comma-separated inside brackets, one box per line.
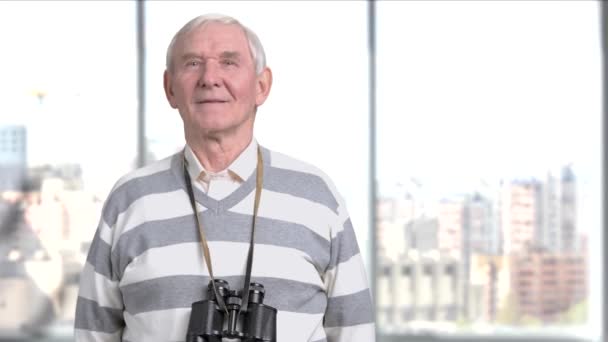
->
[376, 1, 601, 192]
[0, 1, 138, 196]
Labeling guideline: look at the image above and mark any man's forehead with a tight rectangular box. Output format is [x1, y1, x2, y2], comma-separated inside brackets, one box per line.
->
[181, 22, 249, 50]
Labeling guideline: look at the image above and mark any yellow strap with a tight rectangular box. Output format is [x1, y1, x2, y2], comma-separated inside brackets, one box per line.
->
[184, 145, 264, 316]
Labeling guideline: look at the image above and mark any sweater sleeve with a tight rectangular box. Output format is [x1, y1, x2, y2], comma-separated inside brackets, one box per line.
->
[74, 202, 125, 341]
[322, 200, 376, 341]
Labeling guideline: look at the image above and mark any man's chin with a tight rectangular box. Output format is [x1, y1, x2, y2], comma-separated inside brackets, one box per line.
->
[187, 122, 235, 138]
[190, 115, 229, 130]
[183, 113, 254, 140]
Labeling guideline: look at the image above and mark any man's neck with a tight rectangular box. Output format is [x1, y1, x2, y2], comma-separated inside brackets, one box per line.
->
[188, 133, 252, 173]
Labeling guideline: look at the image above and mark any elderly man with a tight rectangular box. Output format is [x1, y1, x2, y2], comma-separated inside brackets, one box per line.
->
[75, 14, 375, 342]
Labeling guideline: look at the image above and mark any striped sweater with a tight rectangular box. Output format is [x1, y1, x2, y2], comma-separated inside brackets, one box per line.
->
[74, 145, 375, 342]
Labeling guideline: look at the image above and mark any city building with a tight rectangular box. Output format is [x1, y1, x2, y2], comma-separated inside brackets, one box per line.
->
[377, 195, 419, 262]
[377, 220, 407, 262]
[378, 251, 463, 329]
[501, 179, 541, 255]
[404, 217, 438, 253]
[437, 197, 464, 258]
[0, 125, 27, 192]
[539, 165, 577, 252]
[510, 248, 587, 322]
[502, 166, 577, 255]
[468, 254, 511, 323]
[377, 167, 584, 329]
[467, 193, 500, 255]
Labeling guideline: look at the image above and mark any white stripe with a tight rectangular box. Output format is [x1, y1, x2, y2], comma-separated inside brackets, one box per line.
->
[78, 262, 123, 309]
[120, 242, 324, 287]
[112, 190, 197, 246]
[123, 308, 190, 342]
[277, 311, 325, 342]
[74, 328, 122, 342]
[324, 253, 369, 297]
[232, 190, 336, 240]
[119, 243, 205, 286]
[325, 322, 376, 342]
[309, 317, 328, 341]
[113, 155, 173, 190]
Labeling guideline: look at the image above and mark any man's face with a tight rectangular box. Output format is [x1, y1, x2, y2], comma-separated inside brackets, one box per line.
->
[164, 22, 271, 139]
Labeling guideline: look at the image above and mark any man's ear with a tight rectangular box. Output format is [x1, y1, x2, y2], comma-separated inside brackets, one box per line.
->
[255, 67, 273, 106]
[163, 70, 178, 109]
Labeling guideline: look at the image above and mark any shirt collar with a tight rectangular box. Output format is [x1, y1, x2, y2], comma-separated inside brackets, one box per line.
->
[184, 138, 258, 183]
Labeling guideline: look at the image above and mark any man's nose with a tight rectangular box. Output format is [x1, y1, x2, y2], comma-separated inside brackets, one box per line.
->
[197, 61, 221, 88]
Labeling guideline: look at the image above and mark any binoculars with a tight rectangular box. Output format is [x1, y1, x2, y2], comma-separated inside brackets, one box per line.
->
[185, 279, 277, 342]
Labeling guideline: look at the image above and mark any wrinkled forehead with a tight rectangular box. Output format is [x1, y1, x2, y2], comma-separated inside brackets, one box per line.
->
[177, 22, 252, 56]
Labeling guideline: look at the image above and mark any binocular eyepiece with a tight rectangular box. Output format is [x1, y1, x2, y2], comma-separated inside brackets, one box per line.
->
[186, 279, 277, 342]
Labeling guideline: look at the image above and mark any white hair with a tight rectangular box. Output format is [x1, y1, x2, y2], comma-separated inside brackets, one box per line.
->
[165, 13, 266, 75]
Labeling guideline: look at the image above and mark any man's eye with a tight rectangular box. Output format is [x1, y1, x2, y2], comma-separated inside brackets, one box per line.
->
[186, 60, 200, 67]
[221, 59, 236, 66]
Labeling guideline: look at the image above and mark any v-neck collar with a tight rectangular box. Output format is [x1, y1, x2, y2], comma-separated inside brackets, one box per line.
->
[173, 145, 271, 214]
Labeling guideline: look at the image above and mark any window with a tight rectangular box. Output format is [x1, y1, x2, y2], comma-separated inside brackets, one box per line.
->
[383, 265, 392, 277]
[0, 1, 603, 342]
[375, 1, 602, 340]
[0, 1, 136, 340]
[445, 265, 454, 276]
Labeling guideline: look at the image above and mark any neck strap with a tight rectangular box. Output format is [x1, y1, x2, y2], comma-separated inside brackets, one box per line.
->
[183, 145, 264, 316]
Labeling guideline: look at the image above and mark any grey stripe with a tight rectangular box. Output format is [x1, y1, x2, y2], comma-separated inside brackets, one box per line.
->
[110, 211, 331, 280]
[103, 155, 183, 226]
[74, 296, 124, 333]
[121, 275, 327, 315]
[324, 289, 374, 327]
[326, 219, 361, 272]
[311, 339, 327, 342]
[86, 229, 114, 280]
[0, 262, 27, 277]
[265, 166, 339, 214]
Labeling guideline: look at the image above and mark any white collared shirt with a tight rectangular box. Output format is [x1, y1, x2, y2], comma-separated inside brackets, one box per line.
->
[183, 139, 257, 200]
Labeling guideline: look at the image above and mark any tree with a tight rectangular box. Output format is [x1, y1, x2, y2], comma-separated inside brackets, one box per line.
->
[558, 299, 587, 324]
[496, 291, 519, 325]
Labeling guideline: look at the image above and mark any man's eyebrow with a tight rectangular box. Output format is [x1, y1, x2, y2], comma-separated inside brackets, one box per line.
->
[179, 53, 203, 61]
[220, 51, 241, 59]
[178, 51, 241, 61]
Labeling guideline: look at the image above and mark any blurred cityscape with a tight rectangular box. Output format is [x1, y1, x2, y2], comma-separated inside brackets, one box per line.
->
[0, 124, 102, 338]
[377, 166, 588, 334]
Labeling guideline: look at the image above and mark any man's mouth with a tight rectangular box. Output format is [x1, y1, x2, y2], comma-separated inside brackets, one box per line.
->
[196, 99, 227, 104]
